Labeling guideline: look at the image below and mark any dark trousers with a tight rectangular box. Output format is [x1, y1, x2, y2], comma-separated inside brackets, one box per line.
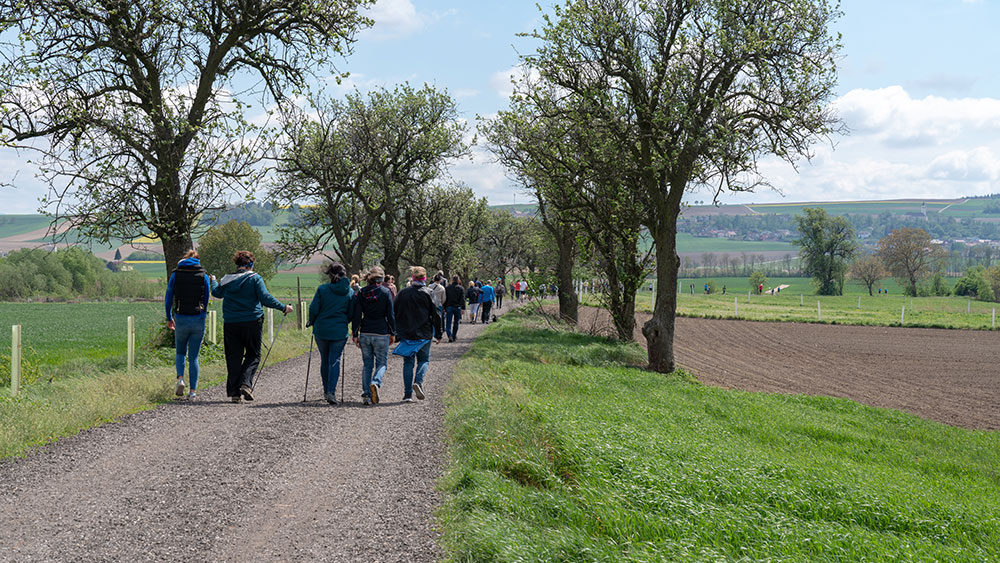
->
[496, 293, 503, 309]
[223, 319, 263, 397]
[481, 300, 493, 323]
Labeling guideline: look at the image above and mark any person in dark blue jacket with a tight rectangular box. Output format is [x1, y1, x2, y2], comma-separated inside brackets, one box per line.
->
[308, 262, 355, 405]
[211, 250, 292, 403]
[164, 250, 217, 400]
[351, 266, 395, 405]
[479, 280, 496, 324]
[393, 266, 443, 402]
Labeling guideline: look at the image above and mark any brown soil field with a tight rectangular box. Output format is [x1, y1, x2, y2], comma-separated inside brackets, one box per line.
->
[571, 306, 1000, 430]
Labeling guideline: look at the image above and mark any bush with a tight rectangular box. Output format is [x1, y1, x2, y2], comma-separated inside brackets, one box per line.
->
[953, 266, 992, 300]
[125, 250, 163, 261]
[197, 220, 275, 281]
[0, 247, 157, 301]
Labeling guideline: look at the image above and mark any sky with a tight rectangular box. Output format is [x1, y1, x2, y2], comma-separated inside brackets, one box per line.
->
[3, 0, 1000, 213]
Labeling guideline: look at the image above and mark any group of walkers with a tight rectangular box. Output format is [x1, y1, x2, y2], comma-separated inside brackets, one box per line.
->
[166, 250, 506, 405]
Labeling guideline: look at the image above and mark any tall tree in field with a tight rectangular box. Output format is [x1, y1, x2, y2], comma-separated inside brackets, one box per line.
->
[795, 208, 856, 295]
[849, 253, 888, 296]
[272, 84, 468, 280]
[878, 228, 946, 296]
[0, 0, 372, 277]
[526, 0, 842, 371]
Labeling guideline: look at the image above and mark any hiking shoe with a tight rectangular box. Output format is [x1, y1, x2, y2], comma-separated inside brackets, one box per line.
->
[175, 378, 186, 397]
[402, 395, 413, 403]
[187, 392, 197, 401]
[231, 396, 242, 403]
[370, 383, 380, 405]
[412, 382, 425, 400]
[240, 385, 254, 402]
[325, 393, 338, 405]
[363, 396, 371, 406]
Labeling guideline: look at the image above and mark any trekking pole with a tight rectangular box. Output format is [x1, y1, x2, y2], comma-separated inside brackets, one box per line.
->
[302, 332, 315, 402]
[251, 309, 288, 393]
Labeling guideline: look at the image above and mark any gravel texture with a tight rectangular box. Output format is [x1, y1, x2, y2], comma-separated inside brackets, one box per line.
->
[0, 315, 496, 562]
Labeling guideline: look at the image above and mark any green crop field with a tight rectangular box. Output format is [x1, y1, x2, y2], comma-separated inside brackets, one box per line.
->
[441, 309, 1000, 561]
[0, 215, 52, 239]
[675, 233, 797, 253]
[746, 199, 957, 217]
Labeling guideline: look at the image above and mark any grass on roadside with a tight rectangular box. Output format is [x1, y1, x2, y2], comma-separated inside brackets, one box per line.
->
[440, 308, 1000, 562]
[0, 322, 311, 459]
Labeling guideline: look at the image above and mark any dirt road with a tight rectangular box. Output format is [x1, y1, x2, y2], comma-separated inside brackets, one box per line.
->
[0, 318, 494, 562]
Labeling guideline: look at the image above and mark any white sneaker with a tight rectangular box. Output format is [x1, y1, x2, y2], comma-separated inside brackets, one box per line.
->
[402, 396, 414, 403]
[187, 391, 197, 401]
[175, 378, 186, 397]
[363, 396, 371, 405]
[412, 382, 425, 400]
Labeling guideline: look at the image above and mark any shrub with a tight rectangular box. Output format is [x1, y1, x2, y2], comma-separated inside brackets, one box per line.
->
[197, 220, 275, 281]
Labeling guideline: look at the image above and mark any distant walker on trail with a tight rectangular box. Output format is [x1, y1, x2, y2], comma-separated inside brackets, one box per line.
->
[164, 250, 217, 401]
[211, 251, 292, 403]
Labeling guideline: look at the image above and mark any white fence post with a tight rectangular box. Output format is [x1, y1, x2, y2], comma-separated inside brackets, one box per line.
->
[734, 297, 738, 318]
[651, 279, 656, 309]
[968, 299, 971, 314]
[208, 310, 217, 345]
[994, 308, 996, 329]
[817, 301, 821, 322]
[11, 325, 21, 396]
[127, 315, 135, 372]
[901, 306, 905, 325]
[800, 294, 803, 306]
[300, 301, 307, 328]
[267, 308, 274, 344]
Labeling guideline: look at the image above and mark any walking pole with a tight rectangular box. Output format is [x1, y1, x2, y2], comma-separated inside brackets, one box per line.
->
[251, 309, 288, 393]
[302, 333, 315, 402]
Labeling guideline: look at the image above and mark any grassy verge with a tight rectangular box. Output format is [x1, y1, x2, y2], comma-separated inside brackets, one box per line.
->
[440, 307, 1000, 561]
[0, 322, 310, 459]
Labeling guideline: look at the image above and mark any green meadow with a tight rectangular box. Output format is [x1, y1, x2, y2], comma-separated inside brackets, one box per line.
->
[440, 308, 1000, 561]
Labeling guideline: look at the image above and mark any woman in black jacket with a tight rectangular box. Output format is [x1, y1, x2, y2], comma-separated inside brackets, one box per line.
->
[443, 275, 466, 342]
[352, 266, 396, 405]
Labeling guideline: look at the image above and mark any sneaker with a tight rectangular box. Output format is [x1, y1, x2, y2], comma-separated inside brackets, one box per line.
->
[402, 395, 414, 403]
[240, 385, 254, 402]
[187, 391, 197, 401]
[175, 378, 186, 397]
[412, 382, 425, 400]
[325, 393, 338, 405]
[231, 396, 242, 403]
[363, 396, 371, 406]
[369, 383, 380, 405]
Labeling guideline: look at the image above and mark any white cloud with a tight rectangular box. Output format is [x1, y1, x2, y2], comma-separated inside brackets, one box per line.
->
[927, 147, 1000, 182]
[362, 0, 425, 40]
[833, 86, 1000, 147]
[489, 65, 539, 99]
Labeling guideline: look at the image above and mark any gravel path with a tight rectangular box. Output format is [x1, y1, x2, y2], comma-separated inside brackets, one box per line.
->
[0, 315, 496, 562]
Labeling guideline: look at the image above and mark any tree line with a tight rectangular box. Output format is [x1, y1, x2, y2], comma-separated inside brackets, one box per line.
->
[1, 0, 844, 374]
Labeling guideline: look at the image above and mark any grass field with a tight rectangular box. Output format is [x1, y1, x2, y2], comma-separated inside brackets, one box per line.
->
[675, 233, 797, 254]
[440, 308, 1000, 561]
[0, 215, 52, 239]
[0, 302, 312, 459]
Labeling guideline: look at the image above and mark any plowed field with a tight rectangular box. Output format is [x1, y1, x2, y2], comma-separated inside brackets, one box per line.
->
[575, 306, 1000, 430]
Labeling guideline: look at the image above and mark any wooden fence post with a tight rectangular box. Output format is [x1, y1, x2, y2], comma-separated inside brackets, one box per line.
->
[208, 310, 217, 345]
[127, 315, 135, 372]
[11, 325, 21, 396]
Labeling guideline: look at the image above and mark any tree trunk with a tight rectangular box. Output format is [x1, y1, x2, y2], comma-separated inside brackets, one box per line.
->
[643, 221, 679, 373]
[162, 234, 195, 280]
[555, 224, 578, 324]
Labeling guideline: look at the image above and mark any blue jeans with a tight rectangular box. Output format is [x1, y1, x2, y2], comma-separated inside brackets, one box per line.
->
[174, 314, 205, 390]
[360, 334, 389, 396]
[316, 338, 347, 396]
[445, 306, 462, 340]
[402, 340, 432, 397]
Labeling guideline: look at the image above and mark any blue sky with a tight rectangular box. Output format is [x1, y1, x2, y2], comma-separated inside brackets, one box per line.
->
[3, 0, 1000, 213]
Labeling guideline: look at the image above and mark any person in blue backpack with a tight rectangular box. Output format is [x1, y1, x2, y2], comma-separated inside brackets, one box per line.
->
[308, 262, 355, 405]
[211, 250, 292, 403]
[164, 250, 217, 401]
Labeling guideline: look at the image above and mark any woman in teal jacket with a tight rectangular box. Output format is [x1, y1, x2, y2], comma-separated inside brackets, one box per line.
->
[308, 262, 355, 404]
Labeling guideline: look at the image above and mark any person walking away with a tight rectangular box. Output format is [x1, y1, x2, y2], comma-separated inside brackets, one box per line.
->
[495, 279, 505, 309]
[308, 262, 355, 405]
[443, 275, 466, 342]
[466, 281, 482, 323]
[479, 280, 495, 324]
[165, 250, 217, 401]
[427, 272, 447, 318]
[392, 266, 443, 402]
[350, 274, 361, 295]
[382, 275, 397, 299]
[212, 251, 292, 403]
[352, 266, 395, 405]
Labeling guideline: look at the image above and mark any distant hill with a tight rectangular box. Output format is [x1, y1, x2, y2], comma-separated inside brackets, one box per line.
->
[682, 196, 1000, 219]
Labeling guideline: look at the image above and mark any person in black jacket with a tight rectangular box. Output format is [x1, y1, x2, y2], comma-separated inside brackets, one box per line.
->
[352, 266, 396, 405]
[393, 266, 443, 402]
[443, 275, 466, 342]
